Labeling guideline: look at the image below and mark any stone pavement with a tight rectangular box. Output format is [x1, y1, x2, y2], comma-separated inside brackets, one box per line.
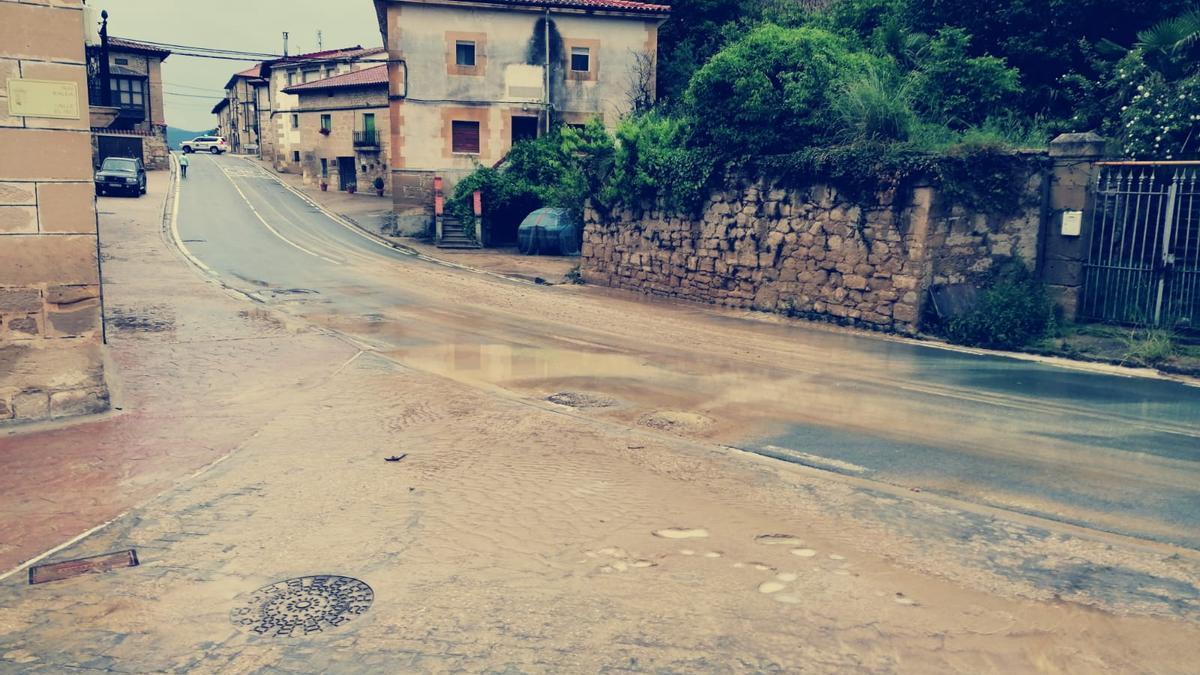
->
[1, 165, 1199, 673]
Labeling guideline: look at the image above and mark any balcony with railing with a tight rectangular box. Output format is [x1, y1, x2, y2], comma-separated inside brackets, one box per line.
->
[353, 130, 379, 149]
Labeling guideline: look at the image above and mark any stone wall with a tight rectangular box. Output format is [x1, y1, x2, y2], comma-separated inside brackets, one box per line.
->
[582, 164, 1046, 334]
[0, 0, 109, 425]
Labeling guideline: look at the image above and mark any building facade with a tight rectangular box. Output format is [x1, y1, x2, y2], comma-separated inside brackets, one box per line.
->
[372, 0, 668, 235]
[87, 36, 171, 169]
[212, 97, 231, 141]
[221, 64, 268, 154]
[1, 0, 109, 424]
[261, 46, 385, 173]
[283, 66, 390, 195]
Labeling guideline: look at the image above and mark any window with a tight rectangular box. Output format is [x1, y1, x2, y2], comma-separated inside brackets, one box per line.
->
[303, 69, 319, 83]
[325, 66, 336, 78]
[287, 71, 296, 87]
[455, 41, 476, 67]
[320, 114, 332, 132]
[320, 158, 328, 178]
[451, 120, 480, 154]
[511, 116, 538, 144]
[292, 151, 301, 162]
[291, 114, 299, 129]
[109, 77, 145, 108]
[570, 47, 590, 73]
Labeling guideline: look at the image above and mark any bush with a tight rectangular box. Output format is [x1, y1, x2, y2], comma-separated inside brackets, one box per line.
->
[684, 24, 876, 159]
[907, 28, 1022, 128]
[449, 120, 615, 240]
[1107, 51, 1200, 158]
[603, 112, 715, 214]
[943, 266, 1056, 349]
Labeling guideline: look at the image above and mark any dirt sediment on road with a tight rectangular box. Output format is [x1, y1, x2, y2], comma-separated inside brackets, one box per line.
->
[1, 157, 1197, 672]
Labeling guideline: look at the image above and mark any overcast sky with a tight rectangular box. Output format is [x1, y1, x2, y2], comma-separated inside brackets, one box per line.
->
[87, 0, 382, 130]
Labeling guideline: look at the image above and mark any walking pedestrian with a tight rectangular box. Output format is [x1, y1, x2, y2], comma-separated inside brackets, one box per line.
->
[179, 153, 189, 178]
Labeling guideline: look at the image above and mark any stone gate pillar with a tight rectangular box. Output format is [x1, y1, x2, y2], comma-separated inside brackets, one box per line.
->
[1042, 132, 1107, 322]
[0, 0, 109, 424]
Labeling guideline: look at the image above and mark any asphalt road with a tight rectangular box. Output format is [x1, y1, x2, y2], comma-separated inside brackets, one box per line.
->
[176, 153, 1200, 550]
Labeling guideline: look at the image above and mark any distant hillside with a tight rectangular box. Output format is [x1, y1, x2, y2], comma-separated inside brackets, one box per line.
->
[167, 126, 214, 148]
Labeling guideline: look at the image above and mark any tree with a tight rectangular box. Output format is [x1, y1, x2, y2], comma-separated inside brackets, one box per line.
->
[908, 28, 1022, 128]
[684, 24, 876, 158]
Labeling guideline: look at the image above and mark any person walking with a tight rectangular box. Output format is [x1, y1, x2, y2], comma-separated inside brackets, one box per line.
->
[179, 153, 189, 178]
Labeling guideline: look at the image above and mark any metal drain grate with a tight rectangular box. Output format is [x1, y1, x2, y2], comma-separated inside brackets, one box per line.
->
[230, 575, 373, 637]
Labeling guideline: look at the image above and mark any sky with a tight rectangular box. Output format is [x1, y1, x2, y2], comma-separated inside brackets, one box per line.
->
[87, 0, 382, 130]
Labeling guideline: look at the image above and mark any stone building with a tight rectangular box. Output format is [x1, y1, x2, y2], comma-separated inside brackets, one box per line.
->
[221, 63, 268, 154]
[283, 65, 390, 195]
[88, 36, 172, 169]
[260, 46, 385, 174]
[372, 0, 670, 237]
[212, 97, 231, 142]
[1, 0, 109, 424]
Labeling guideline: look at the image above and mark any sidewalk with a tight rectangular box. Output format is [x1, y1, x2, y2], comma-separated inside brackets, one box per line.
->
[248, 157, 580, 285]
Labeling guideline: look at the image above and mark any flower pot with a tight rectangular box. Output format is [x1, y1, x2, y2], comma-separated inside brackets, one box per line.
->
[346, 185, 356, 194]
[320, 183, 328, 191]
[376, 188, 385, 197]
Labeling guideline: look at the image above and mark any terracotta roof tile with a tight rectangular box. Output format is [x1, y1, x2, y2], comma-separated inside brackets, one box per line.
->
[455, 0, 669, 13]
[282, 65, 389, 94]
[108, 36, 172, 56]
[272, 46, 385, 66]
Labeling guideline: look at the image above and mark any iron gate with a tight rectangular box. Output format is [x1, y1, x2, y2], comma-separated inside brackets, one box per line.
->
[1081, 162, 1200, 328]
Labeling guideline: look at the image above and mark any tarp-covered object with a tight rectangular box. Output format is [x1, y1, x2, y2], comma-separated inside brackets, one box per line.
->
[517, 208, 581, 256]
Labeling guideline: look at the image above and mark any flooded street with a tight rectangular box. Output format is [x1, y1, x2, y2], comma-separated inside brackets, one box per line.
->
[2, 157, 1199, 672]
[183, 155, 1200, 550]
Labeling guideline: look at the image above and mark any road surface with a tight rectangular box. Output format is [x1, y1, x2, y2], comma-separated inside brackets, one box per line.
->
[2, 154, 1199, 673]
[178, 153, 1200, 551]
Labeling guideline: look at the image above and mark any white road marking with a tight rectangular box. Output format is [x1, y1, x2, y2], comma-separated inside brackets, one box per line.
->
[168, 154, 215, 277]
[218, 161, 343, 265]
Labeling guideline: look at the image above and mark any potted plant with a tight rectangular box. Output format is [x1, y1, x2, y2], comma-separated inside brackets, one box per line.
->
[373, 176, 385, 196]
[320, 179, 328, 191]
[319, 127, 331, 136]
[346, 182, 357, 194]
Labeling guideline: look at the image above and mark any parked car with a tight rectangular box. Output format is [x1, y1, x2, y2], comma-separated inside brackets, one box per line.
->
[94, 157, 146, 197]
[180, 136, 227, 154]
[516, 208, 581, 256]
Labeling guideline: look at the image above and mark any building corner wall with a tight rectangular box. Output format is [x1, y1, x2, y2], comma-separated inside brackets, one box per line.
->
[0, 0, 110, 425]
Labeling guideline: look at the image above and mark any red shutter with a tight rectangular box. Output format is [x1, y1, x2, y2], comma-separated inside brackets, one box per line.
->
[452, 121, 480, 154]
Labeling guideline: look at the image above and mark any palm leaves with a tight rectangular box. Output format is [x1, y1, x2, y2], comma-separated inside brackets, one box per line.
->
[1136, 8, 1200, 56]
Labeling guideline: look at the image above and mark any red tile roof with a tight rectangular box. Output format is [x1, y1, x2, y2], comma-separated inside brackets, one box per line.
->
[455, 0, 669, 14]
[234, 64, 264, 79]
[108, 37, 172, 57]
[271, 46, 385, 66]
[282, 65, 389, 94]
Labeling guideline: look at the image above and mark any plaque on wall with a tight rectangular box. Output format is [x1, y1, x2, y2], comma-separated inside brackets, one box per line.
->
[7, 78, 81, 120]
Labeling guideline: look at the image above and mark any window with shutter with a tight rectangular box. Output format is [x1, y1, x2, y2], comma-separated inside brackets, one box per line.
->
[451, 121, 480, 154]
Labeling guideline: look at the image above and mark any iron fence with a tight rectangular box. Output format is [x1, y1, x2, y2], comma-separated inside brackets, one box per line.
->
[1081, 162, 1200, 329]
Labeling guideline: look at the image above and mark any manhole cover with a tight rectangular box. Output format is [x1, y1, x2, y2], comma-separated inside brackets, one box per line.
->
[230, 575, 373, 637]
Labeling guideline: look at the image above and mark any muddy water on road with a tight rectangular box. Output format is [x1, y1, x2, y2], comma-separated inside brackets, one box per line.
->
[286, 292, 1200, 552]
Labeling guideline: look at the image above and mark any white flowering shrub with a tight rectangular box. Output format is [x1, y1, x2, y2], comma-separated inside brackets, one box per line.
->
[1109, 51, 1200, 158]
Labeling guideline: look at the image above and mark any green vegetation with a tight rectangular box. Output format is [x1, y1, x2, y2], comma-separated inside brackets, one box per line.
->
[448, 0, 1199, 307]
[1120, 327, 1180, 366]
[941, 266, 1057, 350]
